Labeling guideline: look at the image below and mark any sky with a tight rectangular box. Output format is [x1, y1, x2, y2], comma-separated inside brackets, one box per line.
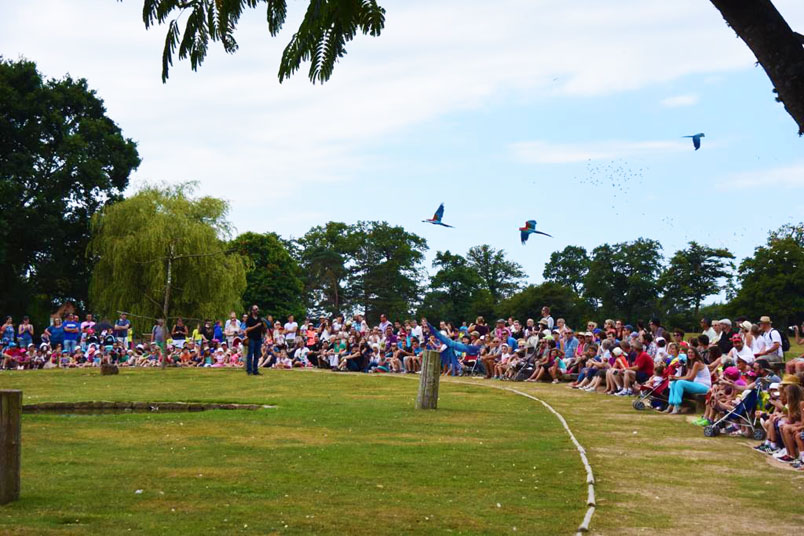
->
[2, 0, 804, 285]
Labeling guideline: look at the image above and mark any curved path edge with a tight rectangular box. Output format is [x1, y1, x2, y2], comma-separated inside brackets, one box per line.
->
[450, 380, 596, 535]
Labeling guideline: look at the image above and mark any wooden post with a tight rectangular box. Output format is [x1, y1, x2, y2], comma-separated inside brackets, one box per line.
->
[416, 350, 441, 410]
[0, 390, 22, 504]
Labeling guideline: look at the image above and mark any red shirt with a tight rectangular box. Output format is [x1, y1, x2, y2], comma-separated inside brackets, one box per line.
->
[634, 351, 654, 375]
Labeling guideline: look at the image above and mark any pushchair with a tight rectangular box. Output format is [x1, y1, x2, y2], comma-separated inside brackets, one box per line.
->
[703, 383, 764, 440]
[513, 354, 537, 382]
[632, 376, 670, 411]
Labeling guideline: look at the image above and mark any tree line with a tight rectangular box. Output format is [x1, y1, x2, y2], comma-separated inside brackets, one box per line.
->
[2, 58, 802, 335]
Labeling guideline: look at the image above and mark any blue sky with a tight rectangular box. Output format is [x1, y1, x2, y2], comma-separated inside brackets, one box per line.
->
[2, 0, 803, 284]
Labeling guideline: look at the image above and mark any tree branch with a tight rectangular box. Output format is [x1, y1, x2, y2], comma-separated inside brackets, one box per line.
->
[710, 0, 804, 135]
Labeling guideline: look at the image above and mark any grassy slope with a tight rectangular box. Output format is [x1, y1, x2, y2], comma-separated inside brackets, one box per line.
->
[0, 369, 584, 535]
[449, 377, 804, 535]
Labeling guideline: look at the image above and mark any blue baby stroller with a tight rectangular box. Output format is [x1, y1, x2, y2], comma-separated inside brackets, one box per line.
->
[703, 383, 765, 440]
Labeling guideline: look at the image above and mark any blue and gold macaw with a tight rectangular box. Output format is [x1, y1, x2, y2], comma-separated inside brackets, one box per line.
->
[683, 133, 705, 150]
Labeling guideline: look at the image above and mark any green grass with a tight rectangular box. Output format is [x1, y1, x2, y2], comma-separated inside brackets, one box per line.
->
[0, 370, 584, 535]
[2, 366, 804, 535]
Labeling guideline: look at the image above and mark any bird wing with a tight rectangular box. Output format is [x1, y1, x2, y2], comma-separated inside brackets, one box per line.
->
[433, 203, 445, 222]
[693, 136, 701, 150]
[525, 220, 537, 230]
[520, 230, 530, 244]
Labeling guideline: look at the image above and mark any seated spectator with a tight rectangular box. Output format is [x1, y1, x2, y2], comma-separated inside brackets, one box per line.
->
[664, 347, 711, 414]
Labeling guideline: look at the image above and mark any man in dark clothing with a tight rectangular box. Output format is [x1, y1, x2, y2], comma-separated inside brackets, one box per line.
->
[717, 319, 736, 356]
[244, 305, 266, 375]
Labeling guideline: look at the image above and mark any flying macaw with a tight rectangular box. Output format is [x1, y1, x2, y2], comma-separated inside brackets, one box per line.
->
[519, 220, 552, 244]
[683, 133, 705, 150]
[422, 203, 453, 227]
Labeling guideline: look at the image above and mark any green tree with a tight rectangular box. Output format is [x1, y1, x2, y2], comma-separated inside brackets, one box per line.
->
[295, 222, 351, 317]
[345, 221, 427, 323]
[139, 1, 804, 133]
[659, 241, 734, 317]
[417, 250, 489, 324]
[0, 58, 140, 322]
[543, 245, 590, 295]
[466, 245, 525, 304]
[584, 239, 663, 321]
[497, 282, 590, 330]
[729, 223, 804, 326]
[88, 183, 247, 349]
[230, 232, 304, 321]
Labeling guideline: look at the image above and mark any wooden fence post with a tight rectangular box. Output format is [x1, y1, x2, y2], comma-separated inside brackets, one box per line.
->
[0, 390, 22, 504]
[416, 350, 441, 410]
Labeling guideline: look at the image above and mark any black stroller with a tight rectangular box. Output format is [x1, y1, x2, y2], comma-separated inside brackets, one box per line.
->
[703, 382, 765, 440]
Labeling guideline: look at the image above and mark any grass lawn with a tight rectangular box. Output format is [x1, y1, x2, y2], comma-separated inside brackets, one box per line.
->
[0, 369, 584, 535]
[2, 363, 804, 535]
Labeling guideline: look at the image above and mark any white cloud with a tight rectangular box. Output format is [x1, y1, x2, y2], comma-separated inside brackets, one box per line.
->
[510, 140, 688, 164]
[660, 94, 699, 107]
[724, 162, 804, 189]
[2, 0, 803, 234]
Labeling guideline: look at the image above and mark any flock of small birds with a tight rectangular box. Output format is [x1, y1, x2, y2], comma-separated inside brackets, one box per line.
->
[422, 133, 707, 241]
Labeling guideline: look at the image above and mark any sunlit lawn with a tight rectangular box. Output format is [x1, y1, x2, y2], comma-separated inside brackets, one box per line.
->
[0, 369, 584, 535]
[2, 357, 804, 535]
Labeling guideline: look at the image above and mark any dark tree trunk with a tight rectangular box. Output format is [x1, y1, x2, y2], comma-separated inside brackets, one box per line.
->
[710, 0, 804, 134]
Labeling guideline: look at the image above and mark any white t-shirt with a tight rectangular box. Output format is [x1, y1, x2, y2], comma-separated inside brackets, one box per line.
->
[284, 321, 298, 342]
[544, 316, 555, 331]
[762, 329, 784, 359]
[727, 344, 755, 365]
[751, 335, 767, 356]
[411, 325, 423, 342]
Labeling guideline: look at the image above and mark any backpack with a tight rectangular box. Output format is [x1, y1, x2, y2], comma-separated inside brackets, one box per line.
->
[777, 329, 791, 353]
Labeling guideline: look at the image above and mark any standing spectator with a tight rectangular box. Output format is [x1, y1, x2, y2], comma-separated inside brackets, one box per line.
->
[756, 316, 784, 362]
[244, 305, 266, 375]
[114, 312, 131, 349]
[649, 318, 664, 340]
[1, 317, 15, 345]
[199, 320, 214, 343]
[700, 318, 717, 343]
[44, 317, 65, 350]
[378, 314, 391, 334]
[17, 316, 34, 348]
[151, 319, 167, 353]
[563, 329, 579, 360]
[284, 314, 298, 346]
[469, 316, 489, 338]
[717, 319, 736, 355]
[224, 312, 239, 346]
[172, 317, 188, 346]
[493, 319, 510, 341]
[63, 314, 80, 355]
[239, 314, 248, 338]
[80, 313, 95, 349]
[541, 306, 554, 331]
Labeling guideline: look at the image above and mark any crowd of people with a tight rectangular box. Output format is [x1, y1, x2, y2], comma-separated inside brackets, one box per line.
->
[3, 306, 804, 468]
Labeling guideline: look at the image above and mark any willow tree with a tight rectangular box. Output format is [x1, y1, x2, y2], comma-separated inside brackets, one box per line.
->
[88, 183, 247, 358]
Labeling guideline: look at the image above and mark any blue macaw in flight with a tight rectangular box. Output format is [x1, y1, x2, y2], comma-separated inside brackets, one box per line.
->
[519, 220, 552, 244]
[422, 203, 453, 227]
[683, 133, 705, 150]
